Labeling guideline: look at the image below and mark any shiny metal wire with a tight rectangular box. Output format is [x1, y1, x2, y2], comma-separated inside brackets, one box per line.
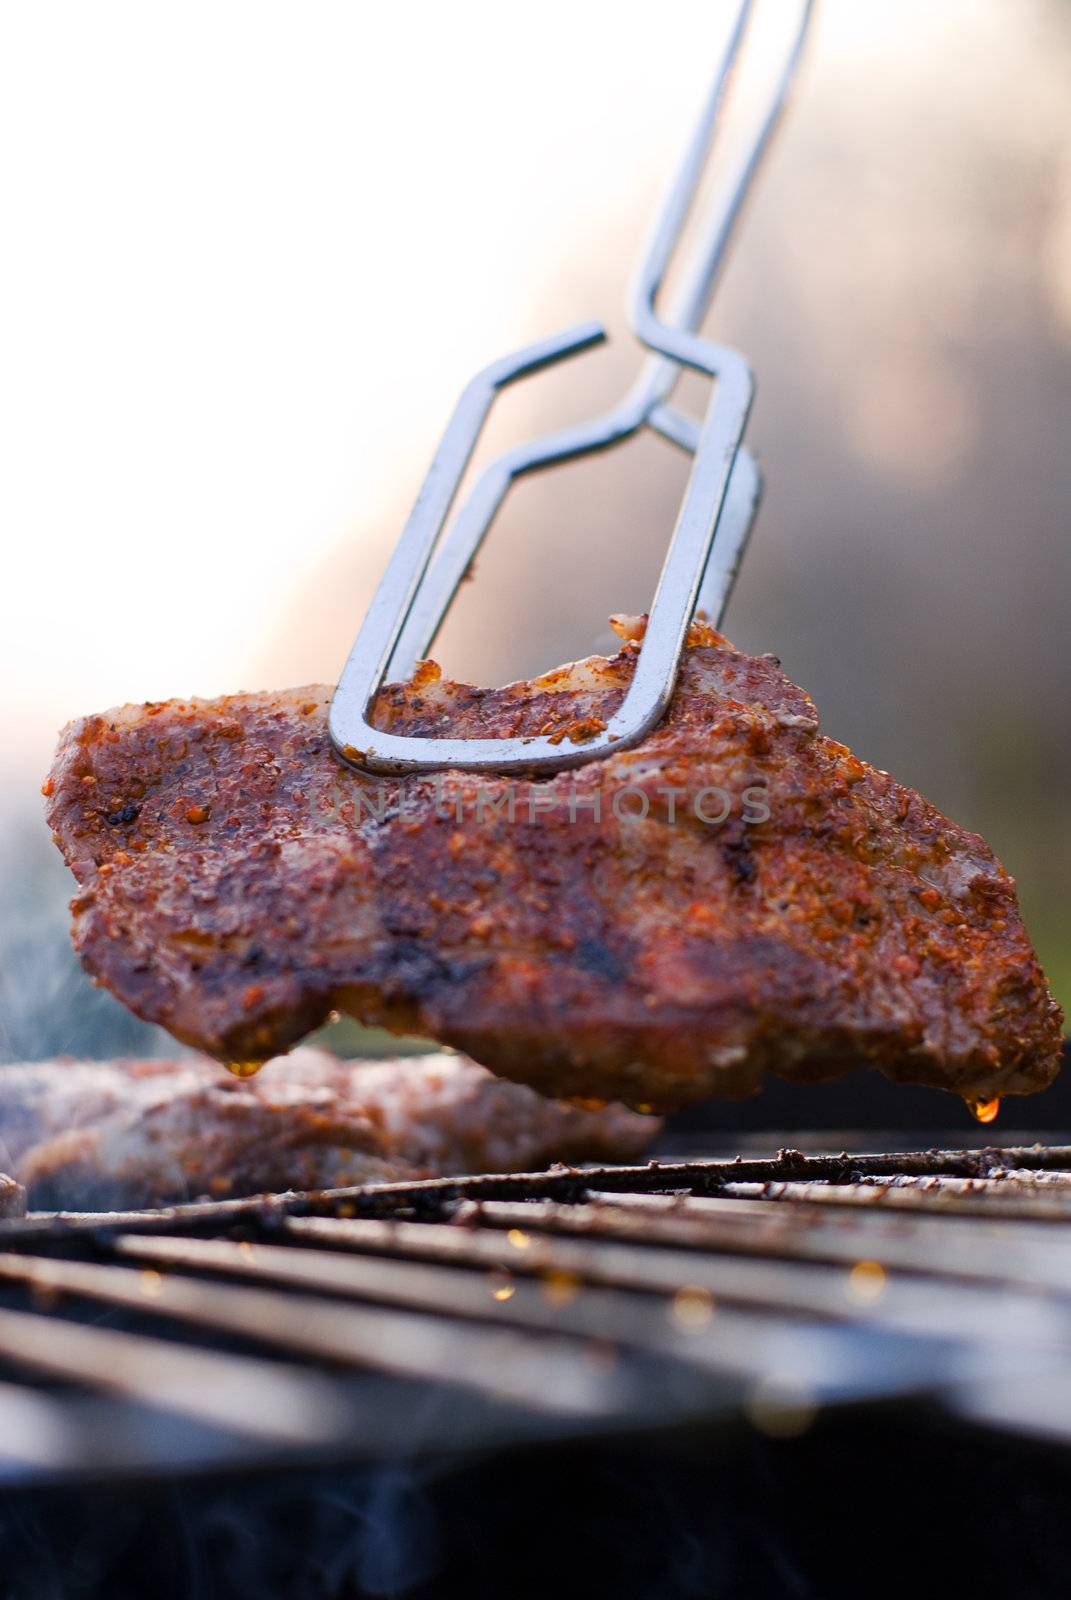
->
[331, 1, 814, 775]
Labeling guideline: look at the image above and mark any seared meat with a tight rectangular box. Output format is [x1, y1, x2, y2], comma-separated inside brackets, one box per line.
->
[46, 617, 1063, 1109]
[0, 1050, 659, 1210]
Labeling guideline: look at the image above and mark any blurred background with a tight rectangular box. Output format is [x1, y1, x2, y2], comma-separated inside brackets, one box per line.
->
[1, 1, 1068, 1110]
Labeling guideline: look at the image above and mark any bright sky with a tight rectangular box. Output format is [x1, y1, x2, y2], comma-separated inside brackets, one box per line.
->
[0, 0, 1032, 779]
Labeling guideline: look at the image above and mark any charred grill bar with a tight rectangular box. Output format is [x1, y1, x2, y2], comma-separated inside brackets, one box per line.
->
[2, 1139, 1071, 1486]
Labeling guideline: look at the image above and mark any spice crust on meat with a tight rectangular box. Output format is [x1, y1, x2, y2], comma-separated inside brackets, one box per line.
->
[0, 1050, 659, 1209]
[46, 618, 1063, 1110]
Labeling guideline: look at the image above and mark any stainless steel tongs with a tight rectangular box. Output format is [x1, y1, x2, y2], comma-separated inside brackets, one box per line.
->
[330, 0, 814, 775]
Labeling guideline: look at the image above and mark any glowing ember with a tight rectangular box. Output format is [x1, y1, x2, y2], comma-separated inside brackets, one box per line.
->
[540, 1270, 580, 1306]
[965, 1095, 1001, 1124]
[489, 1269, 515, 1302]
[671, 1285, 715, 1330]
[846, 1260, 887, 1305]
[507, 1228, 532, 1251]
[139, 1269, 163, 1298]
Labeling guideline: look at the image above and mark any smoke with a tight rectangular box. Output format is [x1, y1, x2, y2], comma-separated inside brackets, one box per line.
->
[0, 802, 172, 1066]
[0, 1461, 449, 1600]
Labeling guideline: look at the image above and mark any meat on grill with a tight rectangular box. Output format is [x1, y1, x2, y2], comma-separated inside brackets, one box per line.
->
[0, 1050, 659, 1210]
[45, 617, 1064, 1110]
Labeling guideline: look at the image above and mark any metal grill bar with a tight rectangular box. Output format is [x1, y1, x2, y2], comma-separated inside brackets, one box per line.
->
[577, 1191, 1071, 1288]
[111, 1230, 895, 1398]
[333, 1196, 1065, 1292]
[0, 1304, 343, 1445]
[267, 1211, 1069, 1352]
[717, 1176, 1071, 1221]
[2, 1140, 1071, 1481]
[0, 1250, 630, 1419]
[7, 1141, 1071, 1243]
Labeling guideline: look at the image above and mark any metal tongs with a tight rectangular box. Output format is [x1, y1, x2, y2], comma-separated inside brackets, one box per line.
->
[331, 1, 813, 775]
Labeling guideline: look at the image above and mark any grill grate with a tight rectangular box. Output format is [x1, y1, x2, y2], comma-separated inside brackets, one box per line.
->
[1, 1140, 1071, 1485]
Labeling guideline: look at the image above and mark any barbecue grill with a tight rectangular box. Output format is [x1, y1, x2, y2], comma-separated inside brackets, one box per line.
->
[3, 1111, 1071, 1597]
[7, 1, 1065, 1593]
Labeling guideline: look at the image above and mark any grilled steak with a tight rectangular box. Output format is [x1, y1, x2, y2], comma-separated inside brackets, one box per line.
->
[0, 1050, 659, 1209]
[46, 617, 1063, 1110]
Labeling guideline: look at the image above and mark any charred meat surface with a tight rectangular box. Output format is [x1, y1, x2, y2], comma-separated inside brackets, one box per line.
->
[0, 1050, 659, 1209]
[46, 618, 1063, 1109]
